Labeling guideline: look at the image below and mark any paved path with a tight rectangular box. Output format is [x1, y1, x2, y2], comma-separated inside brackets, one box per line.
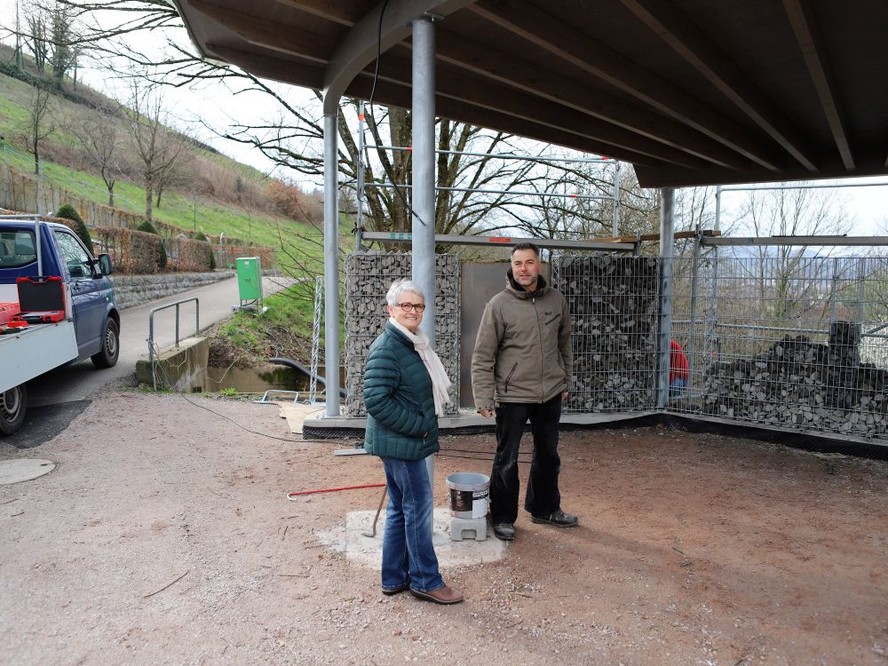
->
[28, 275, 298, 407]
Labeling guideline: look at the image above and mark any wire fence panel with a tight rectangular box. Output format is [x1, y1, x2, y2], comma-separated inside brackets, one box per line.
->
[670, 252, 888, 441]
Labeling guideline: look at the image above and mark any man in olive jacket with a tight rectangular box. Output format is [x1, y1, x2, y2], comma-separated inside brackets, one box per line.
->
[471, 242, 578, 541]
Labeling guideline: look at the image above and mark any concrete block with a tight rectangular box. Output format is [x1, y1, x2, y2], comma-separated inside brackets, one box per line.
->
[135, 336, 209, 392]
[450, 515, 487, 542]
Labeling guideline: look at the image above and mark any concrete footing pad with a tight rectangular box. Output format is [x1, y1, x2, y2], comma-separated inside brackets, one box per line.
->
[316, 508, 505, 569]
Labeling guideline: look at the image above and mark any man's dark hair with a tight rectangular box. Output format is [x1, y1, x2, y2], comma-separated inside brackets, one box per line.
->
[511, 242, 540, 257]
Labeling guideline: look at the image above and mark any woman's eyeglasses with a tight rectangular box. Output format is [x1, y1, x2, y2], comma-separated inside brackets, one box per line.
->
[396, 302, 426, 312]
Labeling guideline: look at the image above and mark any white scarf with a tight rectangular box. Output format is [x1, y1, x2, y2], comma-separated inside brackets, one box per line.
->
[389, 319, 452, 416]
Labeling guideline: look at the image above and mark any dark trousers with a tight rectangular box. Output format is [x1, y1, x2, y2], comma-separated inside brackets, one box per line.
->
[489, 394, 563, 524]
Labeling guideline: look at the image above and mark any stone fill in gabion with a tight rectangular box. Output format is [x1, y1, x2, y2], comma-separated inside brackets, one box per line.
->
[700, 321, 888, 436]
[552, 254, 661, 413]
[345, 252, 460, 417]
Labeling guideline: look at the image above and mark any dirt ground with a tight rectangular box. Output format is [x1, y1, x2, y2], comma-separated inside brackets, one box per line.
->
[1, 390, 887, 665]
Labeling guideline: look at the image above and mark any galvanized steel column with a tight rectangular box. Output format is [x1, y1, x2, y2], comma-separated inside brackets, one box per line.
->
[657, 187, 675, 409]
[323, 111, 340, 416]
[412, 15, 437, 346]
[412, 14, 437, 525]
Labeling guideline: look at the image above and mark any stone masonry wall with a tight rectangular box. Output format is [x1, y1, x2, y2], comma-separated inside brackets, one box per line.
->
[110, 271, 235, 309]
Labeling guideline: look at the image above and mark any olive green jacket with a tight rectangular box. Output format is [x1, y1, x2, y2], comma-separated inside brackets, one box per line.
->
[471, 272, 572, 409]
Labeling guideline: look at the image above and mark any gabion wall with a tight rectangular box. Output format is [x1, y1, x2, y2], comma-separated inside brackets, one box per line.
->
[345, 252, 461, 417]
[671, 254, 888, 441]
[698, 321, 888, 434]
[342, 249, 888, 444]
[552, 254, 661, 413]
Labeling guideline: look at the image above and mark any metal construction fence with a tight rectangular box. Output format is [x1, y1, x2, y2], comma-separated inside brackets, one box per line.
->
[668, 251, 888, 442]
[550, 246, 888, 444]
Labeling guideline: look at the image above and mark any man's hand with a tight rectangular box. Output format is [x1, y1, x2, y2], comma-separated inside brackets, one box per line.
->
[561, 391, 569, 402]
[479, 408, 495, 418]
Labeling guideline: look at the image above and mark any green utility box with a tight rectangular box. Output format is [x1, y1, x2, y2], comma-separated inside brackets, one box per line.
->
[236, 256, 263, 309]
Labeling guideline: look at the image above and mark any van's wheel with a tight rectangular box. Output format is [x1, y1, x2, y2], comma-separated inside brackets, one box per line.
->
[0, 384, 27, 436]
[91, 318, 120, 369]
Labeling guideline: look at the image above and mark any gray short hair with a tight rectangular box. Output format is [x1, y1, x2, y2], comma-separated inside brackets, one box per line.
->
[386, 279, 425, 307]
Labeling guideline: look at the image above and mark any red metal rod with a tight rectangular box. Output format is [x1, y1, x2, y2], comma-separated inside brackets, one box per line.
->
[287, 482, 386, 498]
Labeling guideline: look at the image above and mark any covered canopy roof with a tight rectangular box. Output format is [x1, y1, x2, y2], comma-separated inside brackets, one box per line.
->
[172, 0, 888, 189]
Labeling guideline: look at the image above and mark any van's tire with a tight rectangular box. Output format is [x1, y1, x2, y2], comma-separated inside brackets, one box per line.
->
[0, 384, 27, 436]
[91, 318, 120, 369]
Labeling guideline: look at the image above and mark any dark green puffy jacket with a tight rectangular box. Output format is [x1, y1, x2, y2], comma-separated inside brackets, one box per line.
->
[363, 323, 439, 461]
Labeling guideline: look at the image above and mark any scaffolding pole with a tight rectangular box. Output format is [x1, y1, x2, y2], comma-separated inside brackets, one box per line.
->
[309, 275, 322, 404]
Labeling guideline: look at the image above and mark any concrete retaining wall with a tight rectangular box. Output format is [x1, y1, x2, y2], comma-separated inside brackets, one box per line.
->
[135, 337, 210, 392]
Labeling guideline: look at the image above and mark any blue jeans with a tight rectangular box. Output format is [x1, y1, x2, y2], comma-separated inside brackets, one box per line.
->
[669, 377, 687, 398]
[380, 457, 444, 594]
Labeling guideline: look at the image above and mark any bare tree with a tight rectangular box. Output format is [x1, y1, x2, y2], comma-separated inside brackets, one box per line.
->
[124, 79, 186, 221]
[56, 1, 645, 244]
[154, 146, 192, 209]
[610, 168, 661, 240]
[13, 0, 26, 69]
[48, 1, 80, 88]
[68, 104, 122, 205]
[55, 0, 181, 44]
[22, 6, 50, 76]
[23, 81, 56, 175]
[13, 2, 80, 87]
[733, 186, 851, 324]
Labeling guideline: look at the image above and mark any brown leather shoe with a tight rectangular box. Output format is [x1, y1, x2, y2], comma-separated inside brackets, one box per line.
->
[410, 584, 464, 605]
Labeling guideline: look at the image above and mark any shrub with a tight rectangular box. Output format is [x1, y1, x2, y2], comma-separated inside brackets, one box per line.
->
[136, 220, 158, 235]
[135, 219, 167, 269]
[55, 203, 93, 249]
[191, 232, 216, 269]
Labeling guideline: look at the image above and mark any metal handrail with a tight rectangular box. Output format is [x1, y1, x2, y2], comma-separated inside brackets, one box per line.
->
[147, 297, 200, 390]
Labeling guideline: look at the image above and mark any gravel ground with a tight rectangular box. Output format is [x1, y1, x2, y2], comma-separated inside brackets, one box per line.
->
[1, 390, 887, 665]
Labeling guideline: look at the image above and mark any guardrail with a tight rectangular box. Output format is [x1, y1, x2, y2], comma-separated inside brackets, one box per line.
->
[147, 297, 200, 390]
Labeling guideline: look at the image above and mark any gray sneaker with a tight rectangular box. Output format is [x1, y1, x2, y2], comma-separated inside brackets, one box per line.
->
[492, 522, 515, 541]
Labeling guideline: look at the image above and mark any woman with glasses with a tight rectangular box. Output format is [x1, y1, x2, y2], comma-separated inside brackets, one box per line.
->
[362, 279, 464, 605]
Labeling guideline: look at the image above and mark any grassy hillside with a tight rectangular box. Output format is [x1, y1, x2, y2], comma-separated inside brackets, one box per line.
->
[0, 61, 330, 263]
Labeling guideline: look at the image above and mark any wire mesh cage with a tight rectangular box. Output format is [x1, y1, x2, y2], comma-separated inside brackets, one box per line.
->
[344, 252, 461, 417]
[671, 251, 888, 441]
[552, 253, 661, 414]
